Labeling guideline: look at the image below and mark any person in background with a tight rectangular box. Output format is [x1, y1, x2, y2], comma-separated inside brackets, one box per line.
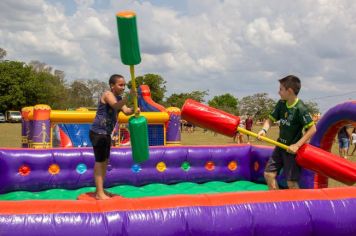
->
[186, 122, 194, 133]
[258, 75, 316, 190]
[245, 115, 253, 142]
[233, 121, 245, 144]
[338, 126, 350, 159]
[89, 74, 137, 200]
[180, 119, 186, 133]
[349, 128, 356, 156]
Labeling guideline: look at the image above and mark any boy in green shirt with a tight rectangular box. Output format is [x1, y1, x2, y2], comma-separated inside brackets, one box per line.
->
[258, 75, 316, 189]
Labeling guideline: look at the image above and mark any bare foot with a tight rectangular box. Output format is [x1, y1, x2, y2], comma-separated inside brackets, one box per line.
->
[95, 192, 111, 200]
[104, 190, 115, 197]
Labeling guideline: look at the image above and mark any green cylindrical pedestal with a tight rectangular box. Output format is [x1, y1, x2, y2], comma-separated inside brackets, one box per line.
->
[128, 115, 149, 163]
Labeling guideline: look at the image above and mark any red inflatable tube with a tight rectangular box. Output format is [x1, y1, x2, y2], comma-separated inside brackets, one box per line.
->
[297, 144, 356, 185]
[181, 99, 240, 137]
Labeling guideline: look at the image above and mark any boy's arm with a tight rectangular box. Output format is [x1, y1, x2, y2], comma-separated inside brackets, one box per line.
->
[121, 105, 139, 116]
[104, 91, 129, 111]
[288, 124, 317, 154]
[257, 118, 273, 137]
[104, 88, 137, 112]
[347, 129, 352, 140]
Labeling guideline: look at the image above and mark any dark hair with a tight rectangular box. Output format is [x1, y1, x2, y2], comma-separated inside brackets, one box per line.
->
[109, 74, 124, 86]
[279, 75, 301, 95]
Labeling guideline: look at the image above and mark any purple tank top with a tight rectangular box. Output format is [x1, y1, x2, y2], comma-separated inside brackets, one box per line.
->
[90, 95, 122, 135]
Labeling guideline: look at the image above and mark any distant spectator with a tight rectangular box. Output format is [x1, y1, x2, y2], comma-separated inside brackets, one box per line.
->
[349, 128, 356, 156]
[338, 126, 350, 159]
[245, 115, 253, 142]
[233, 121, 245, 144]
[180, 119, 186, 133]
[186, 122, 194, 133]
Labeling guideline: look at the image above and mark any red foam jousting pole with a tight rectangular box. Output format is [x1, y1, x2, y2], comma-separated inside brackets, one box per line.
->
[297, 144, 356, 185]
[181, 99, 240, 137]
[181, 99, 356, 186]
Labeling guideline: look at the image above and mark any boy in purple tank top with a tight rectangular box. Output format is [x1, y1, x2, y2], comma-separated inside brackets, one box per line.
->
[90, 74, 137, 200]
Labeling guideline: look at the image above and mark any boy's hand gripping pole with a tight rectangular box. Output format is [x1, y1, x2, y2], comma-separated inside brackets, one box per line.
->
[237, 127, 289, 150]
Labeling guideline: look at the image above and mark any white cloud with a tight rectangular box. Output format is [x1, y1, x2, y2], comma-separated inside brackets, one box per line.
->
[303, 76, 339, 93]
[78, 16, 111, 37]
[74, 0, 94, 8]
[1, 0, 356, 112]
[245, 18, 296, 48]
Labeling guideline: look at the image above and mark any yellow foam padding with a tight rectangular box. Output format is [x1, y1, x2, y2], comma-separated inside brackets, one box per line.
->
[34, 104, 51, 111]
[28, 110, 169, 124]
[21, 106, 33, 113]
[119, 112, 169, 123]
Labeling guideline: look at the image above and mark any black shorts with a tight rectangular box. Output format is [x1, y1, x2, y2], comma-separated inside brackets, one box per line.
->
[89, 130, 111, 163]
[264, 147, 301, 181]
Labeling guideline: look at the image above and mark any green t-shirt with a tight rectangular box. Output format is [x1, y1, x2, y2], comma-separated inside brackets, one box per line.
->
[269, 99, 314, 145]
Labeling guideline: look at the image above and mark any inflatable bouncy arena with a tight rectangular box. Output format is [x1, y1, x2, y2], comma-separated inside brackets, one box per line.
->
[1, 10, 356, 235]
[1, 100, 356, 235]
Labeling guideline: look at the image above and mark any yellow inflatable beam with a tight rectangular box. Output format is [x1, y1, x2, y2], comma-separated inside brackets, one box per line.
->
[118, 112, 168, 123]
[28, 111, 169, 124]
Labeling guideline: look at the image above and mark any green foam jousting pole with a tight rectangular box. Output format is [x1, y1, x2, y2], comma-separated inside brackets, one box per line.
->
[116, 11, 149, 163]
[116, 11, 141, 65]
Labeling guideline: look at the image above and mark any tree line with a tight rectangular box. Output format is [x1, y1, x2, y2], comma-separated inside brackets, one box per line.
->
[0, 47, 319, 120]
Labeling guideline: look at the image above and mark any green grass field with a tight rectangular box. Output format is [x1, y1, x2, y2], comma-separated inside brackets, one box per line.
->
[0, 123, 355, 188]
[0, 123, 22, 147]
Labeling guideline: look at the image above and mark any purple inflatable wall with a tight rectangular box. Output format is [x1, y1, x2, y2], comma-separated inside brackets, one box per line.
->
[0, 145, 314, 194]
[1, 191, 356, 235]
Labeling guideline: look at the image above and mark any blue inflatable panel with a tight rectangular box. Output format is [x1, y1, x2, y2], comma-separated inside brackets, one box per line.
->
[58, 124, 92, 147]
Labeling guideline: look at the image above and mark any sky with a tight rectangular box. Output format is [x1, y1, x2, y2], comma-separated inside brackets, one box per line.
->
[1, 0, 356, 113]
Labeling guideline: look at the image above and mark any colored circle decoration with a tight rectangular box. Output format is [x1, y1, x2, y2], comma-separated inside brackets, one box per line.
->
[181, 161, 190, 171]
[254, 161, 259, 171]
[156, 162, 166, 172]
[18, 164, 31, 176]
[131, 164, 141, 173]
[205, 161, 215, 171]
[48, 164, 60, 175]
[228, 161, 238, 171]
[76, 163, 87, 174]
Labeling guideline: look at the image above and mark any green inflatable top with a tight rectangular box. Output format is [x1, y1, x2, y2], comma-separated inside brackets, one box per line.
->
[0, 181, 268, 201]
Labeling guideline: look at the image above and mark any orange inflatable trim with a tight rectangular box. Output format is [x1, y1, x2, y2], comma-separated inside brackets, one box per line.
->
[1, 187, 356, 215]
